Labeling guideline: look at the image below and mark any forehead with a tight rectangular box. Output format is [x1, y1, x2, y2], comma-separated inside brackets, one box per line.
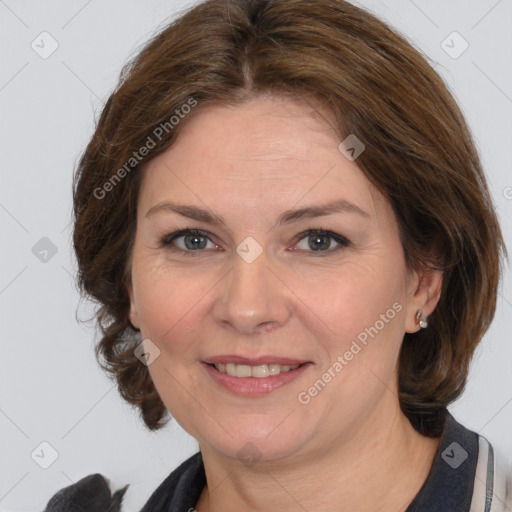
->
[138, 95, 384, 223]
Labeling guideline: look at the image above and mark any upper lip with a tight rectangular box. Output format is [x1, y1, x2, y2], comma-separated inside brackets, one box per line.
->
[204, 355, 310, 366]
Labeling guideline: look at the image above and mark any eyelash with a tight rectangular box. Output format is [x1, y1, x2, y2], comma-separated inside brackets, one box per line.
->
[159, 227, 351, 257]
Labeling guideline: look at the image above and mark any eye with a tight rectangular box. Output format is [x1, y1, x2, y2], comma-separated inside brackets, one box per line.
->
[160, 229, 219, 255]
[293, 229, 350, 254]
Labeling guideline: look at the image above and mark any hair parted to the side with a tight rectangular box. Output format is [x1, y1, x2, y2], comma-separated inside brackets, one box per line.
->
[73, 0, 507, 436]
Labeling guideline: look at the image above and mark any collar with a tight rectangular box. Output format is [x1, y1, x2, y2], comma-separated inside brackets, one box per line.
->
[406, 410, 478, 511]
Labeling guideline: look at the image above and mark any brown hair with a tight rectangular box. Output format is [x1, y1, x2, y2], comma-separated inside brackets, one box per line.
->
[73, 0, 507, 436]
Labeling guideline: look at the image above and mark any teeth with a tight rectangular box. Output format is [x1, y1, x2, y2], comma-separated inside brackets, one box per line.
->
[213, 363, 300, 378]
[269, 364, 281, 375]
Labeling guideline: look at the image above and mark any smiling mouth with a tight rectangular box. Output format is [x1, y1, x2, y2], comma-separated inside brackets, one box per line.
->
[207, 362, 305, 378]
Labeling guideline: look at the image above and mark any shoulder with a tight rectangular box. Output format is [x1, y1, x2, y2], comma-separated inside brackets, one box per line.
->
[471, 433, 512, 512]
[44, 473, 129, 512]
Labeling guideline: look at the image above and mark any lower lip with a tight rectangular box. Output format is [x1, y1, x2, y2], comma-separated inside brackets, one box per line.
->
[201, 362, 313, 397]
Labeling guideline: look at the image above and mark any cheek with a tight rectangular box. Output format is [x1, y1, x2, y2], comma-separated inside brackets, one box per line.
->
[302, 258, 405, 337]
[300, 261, 407, 398]
[303, 269, 406, 406]
[131, 266, 214, 430]
[132, 263, 214, 352]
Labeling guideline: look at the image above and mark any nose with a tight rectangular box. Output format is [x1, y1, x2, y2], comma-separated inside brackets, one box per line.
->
[212, 247, 292, 335]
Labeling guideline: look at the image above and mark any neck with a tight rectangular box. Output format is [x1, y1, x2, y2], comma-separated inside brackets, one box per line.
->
[195, 401, 441, 512]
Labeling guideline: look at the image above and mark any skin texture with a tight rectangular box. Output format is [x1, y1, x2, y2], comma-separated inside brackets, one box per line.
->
[127, 95, 444, 511]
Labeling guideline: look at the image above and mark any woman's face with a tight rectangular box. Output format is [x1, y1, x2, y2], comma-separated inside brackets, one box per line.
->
[128, 95, 431, 464]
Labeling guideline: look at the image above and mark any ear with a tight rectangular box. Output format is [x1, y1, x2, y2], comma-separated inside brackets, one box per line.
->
[404, 266, 443, 333]
[126, 278, 140, 330]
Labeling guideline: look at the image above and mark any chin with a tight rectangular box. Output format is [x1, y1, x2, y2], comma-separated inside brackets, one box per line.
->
[196, 417, 311, 465]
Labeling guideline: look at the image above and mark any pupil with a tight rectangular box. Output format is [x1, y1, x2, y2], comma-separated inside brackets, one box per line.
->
[185, 234, 207, 250]
[310, 233, 330, 251]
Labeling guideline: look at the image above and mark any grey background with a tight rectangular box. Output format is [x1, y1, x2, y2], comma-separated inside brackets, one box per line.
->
[1, 0, 511, 510]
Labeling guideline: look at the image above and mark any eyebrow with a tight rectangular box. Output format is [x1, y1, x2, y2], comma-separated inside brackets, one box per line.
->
[145, 198, 371, 227]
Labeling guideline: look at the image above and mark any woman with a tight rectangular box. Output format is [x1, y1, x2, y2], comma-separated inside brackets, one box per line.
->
[44, 0, 511, 510]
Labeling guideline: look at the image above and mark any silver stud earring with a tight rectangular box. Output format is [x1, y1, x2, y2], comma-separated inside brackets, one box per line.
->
[416, 309, 428, 329]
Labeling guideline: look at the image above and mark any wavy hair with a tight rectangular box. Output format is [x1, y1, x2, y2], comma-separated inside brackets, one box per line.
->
[72, 0, 507, 436]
